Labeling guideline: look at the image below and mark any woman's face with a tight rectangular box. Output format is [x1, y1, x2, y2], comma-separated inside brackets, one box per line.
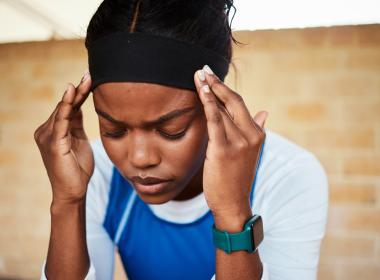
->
[92, 82, 208, 204]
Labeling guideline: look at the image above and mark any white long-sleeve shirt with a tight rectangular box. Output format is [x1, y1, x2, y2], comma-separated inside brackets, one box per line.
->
[40, 129, 329, 279]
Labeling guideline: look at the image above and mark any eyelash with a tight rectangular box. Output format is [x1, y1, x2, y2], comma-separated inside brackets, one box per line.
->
[103, 129, 186, 140]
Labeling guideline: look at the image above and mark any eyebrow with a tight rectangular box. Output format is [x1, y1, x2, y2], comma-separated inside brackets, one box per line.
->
[94, 106, 197, 128]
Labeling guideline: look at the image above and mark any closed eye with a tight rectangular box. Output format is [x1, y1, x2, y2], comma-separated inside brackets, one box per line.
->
[159, 129, 187, 140]
[103, 129, 126, 138]
[102, 129, 187, 140]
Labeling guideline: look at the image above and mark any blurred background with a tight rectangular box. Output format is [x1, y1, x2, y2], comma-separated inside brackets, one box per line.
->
[0, 0, 379, 279]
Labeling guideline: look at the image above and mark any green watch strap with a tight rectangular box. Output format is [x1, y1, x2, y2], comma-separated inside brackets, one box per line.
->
[212, 215, 262, 254]
[212, 224, 254, 254]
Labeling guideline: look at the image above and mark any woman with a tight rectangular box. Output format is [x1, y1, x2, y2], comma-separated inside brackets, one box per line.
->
[35, 1, 328, 279]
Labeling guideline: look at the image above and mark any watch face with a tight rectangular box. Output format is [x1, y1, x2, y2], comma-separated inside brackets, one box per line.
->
[250, 215, 264, 250]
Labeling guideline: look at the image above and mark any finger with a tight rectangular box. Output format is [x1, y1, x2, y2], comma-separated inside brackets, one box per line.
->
[202, 65, 254, 132]
[52, 83, 76, 141]
[194, 72, 227, 145]
[44, 84, 72, 132]
[72, 69, 92, 115]
[195, 69, 250, 143]
[46, 103, 62, 133]
[218, 106, 244, 143]
[194, 69, 226, 111]
[70, 109, 87, 139]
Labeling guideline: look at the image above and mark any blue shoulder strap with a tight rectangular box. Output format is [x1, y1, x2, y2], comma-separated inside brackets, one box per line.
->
[250, 138, 266, 205]
[103, 166, 136, 245]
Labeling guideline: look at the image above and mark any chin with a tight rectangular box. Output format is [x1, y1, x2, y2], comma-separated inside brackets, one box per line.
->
[137, 191, 178, 205]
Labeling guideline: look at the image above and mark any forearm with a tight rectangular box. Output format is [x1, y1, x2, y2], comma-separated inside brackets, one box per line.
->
[45, 198, 90, 280]
[214, 209, 263, 280]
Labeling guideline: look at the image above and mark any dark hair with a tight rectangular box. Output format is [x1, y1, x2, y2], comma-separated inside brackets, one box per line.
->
[85, 0, 239, 63]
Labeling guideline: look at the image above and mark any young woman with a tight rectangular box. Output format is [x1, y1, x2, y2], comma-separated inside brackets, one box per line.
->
[35, 1, 328, 279]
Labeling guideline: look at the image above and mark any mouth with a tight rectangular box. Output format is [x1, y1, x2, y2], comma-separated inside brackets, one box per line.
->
[132, 180, 172, 195]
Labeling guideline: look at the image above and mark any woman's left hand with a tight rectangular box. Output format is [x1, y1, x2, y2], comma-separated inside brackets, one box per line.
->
[194, 65, 268, 231]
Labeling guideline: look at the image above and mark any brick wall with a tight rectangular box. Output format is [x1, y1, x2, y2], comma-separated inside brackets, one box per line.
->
[0, 24, 379, 279]
[230, 25, 380, 280]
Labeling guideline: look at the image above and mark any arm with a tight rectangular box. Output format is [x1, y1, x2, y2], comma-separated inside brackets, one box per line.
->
[193, 65, 267, 280]
[34, 72, 94, 279]
[214, 211, 263, 280]
[40, 139, 115, 280]
[44, 199, 90, 279]
[194, 65, 327, 280]
[211, 153, 328, 280]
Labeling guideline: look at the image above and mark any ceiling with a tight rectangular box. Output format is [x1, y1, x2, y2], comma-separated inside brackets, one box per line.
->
[1, 0, 379, 44]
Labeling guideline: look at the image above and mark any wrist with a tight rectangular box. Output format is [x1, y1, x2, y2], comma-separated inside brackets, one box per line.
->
[50, 197, 86, 216]
[213, 206, 253, 233]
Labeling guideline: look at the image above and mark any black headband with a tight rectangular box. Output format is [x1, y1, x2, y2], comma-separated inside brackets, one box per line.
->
[87, 32, 230, 92]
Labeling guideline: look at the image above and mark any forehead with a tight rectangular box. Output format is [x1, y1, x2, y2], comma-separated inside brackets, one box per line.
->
[93, 82, 199, 115]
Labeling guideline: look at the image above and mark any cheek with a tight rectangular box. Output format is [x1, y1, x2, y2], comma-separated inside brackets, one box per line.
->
[164, 118, 208, 177]
[100, 137, 125, 169]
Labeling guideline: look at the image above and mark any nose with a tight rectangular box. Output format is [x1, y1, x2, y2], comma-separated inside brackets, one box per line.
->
[128, 131, 161, 169]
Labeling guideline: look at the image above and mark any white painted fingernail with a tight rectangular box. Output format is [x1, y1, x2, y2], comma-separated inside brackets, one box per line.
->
[81, 69, 90, 82]
[202, 85, 210, 93]
[62, 83, 70, 100]
[203, 65, 213, 75]
[198, 70, 205, 82]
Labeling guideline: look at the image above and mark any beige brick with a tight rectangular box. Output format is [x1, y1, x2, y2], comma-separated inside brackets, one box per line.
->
[376, 238, 380, 261]
[345, 49, 380, 70]
[314, 154, 341, 176]
[357, 25, 380, 47]
[327, 26, 358, 47]
[286, 102, 326, 121]
[320, 234, 376, 259]
[312, 72, 380, 98]
[328, 206, 380, 233]
[340, 100, 380, 123]
[317, 262, 340, 280]
[0, 149, 19, 165]
[303, 127, 375, 150]
[299, 27, 328, 47]
[343, 155, 380, 176]
[265, 50, 345, 73]
[339, 264, 380, 280]
[329, 183, 377, 204]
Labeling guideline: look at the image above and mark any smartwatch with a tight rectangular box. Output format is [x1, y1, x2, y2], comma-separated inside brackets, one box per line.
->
[212, 215, 264, 254]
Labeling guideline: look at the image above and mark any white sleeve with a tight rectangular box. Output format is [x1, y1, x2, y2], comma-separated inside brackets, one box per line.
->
[40, 139, 115, 280]
[257, 154, 329, 280]
[210, 153, 328, 280]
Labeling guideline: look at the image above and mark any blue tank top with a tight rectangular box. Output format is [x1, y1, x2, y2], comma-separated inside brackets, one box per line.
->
[103, 141, 265, 280]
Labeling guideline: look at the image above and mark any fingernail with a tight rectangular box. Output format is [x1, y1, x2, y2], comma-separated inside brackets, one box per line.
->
[65, 83, 70, 93]
[62, 83, 70, 100]
[203, 65, 213, 75]
[202, 85, 210, 94]
[198, 70, 205, 82]
[81, 69, 90, 82]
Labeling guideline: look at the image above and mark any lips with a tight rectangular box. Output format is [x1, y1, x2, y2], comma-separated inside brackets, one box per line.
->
[131, 176, 171, 185]
[130, 176, 172, 195]
[134, 181, 172, 195]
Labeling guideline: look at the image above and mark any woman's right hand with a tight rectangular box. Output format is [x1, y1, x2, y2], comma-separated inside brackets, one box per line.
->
[34, 70, 94, 204]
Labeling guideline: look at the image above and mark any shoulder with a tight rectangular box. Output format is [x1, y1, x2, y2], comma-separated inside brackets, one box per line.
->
[253, 129, 329, 275]
[255, 129, 328, 225]
[90, 138, 114, 179]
